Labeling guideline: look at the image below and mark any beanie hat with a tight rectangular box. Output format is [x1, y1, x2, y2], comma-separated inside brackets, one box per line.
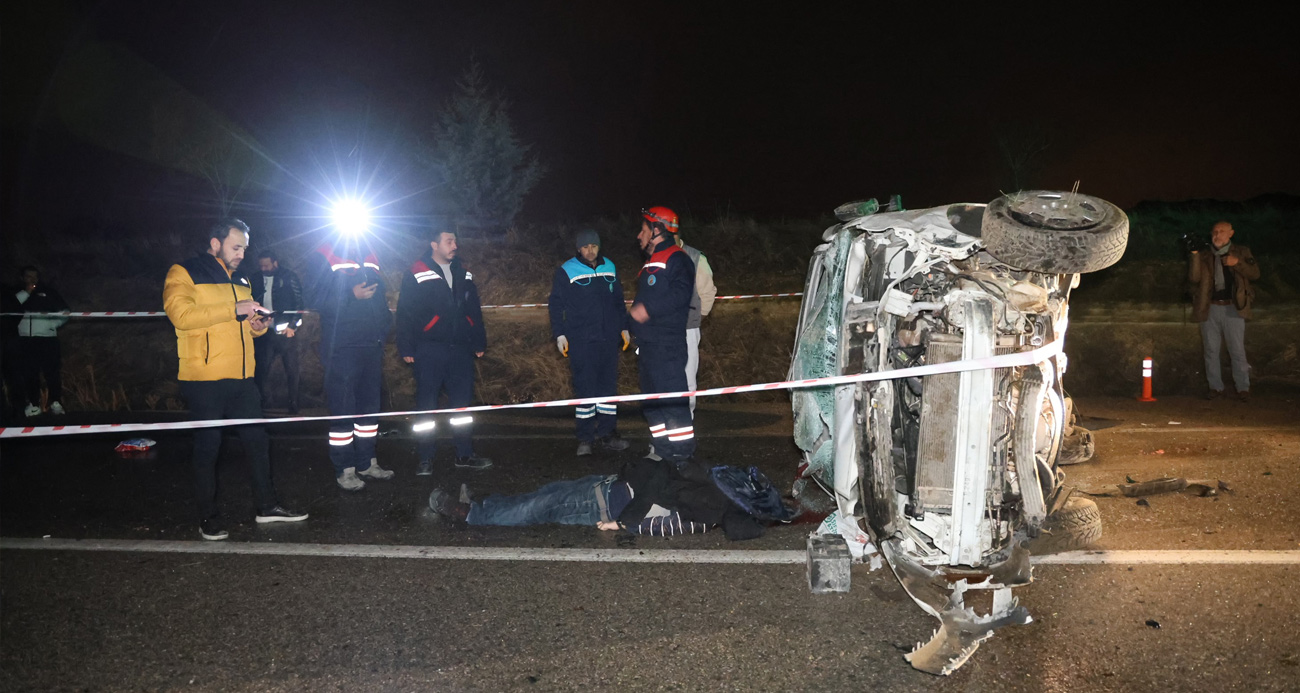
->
[575, 229, 601, 251]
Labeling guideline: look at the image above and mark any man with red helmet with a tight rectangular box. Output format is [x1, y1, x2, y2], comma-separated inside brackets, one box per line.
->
[629, 206, 697, 464]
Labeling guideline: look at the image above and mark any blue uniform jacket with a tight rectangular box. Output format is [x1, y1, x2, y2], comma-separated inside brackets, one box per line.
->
[395, 255, 487, 357]
[630, 239, 695, 345]
[305, 243, 392, 354]
[548, 255, 629, 343]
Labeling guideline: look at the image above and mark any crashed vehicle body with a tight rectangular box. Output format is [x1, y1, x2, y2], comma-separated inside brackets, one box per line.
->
[790, 191, 1127, 675]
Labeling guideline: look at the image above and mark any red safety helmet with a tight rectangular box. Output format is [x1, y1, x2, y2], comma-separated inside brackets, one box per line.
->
[641, 206, 679, 235]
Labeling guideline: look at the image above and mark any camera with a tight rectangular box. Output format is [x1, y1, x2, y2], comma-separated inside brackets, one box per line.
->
[1178, 232, 1210, 255]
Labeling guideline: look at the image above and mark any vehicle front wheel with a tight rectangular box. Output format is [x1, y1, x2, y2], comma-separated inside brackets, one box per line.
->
[1026, 495, 1102, 554]
[982, 191, 1128, 274]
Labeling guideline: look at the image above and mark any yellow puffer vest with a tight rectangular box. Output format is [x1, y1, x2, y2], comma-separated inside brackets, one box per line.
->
[163, 254, 266, 381]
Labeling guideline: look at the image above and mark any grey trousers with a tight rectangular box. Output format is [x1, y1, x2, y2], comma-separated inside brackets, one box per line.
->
[1200, 303, 1249, 393]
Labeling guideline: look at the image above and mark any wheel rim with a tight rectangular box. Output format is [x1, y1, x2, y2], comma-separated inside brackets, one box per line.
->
[1005, 192, 1105, 231]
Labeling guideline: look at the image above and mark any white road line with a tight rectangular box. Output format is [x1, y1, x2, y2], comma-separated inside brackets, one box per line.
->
[3, 538, 1299, 566]
[0, 538, 805, 564]
[1105, 426, 1300, 434]
[1032, 550, 1300, 565]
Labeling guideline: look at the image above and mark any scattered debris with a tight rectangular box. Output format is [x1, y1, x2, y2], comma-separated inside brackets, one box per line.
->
[1153, 449, 1166, 455]
[1076, 477, 1233, 499]
[115, 437, 156, 452]
[1120, 477, 1187, 497]
[1168, 421, 1182, 425]
[1146, 619, 1161, 629]
[1264, 471, 1273, 476]
[1136, 499, 1150, 507]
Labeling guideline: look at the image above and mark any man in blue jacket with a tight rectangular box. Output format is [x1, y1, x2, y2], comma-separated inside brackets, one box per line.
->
[629, 206, 697, 465]
[548, 229, 632, 456]
[396, 230, 492, 475]
[306, 239, 396, 491]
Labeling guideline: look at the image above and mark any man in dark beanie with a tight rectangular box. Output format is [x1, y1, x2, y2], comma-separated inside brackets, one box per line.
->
[548, 229, 632, 456]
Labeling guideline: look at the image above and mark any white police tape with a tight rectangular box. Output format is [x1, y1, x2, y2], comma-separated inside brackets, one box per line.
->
[0, 338, 1062, 439]
[0, 294, 805, 317]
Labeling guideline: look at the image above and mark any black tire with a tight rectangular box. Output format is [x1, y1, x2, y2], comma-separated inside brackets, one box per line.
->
[982, 191, 1128, 274]
[1027, 496, 1102, 554]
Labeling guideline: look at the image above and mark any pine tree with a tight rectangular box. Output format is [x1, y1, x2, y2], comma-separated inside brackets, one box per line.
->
[422, 62, 545, 235]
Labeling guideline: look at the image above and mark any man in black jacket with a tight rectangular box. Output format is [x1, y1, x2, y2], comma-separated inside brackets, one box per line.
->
[306, 239, 396, 491]
[548, 229, 632, 456]
[630, 207, 697, 465]
[396, 230, 492, 474]
[250, 251, 304, 413]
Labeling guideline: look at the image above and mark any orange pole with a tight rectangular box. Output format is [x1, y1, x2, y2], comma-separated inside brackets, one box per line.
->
[1137, 357, 1157, 402]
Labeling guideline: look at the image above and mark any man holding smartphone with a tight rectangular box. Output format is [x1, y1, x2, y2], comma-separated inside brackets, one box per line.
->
[307, 238, 396, 491]
[163, 218, 307, 539]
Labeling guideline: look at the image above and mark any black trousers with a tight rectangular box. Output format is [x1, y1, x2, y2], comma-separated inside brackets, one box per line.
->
[414, 342, 477, 460]
[569, 339, 620, 441]
[322, 345, 382, 476]
[637, 340, 695, 462]
[254, 333, 301, 410]
[180, 378, 278, 520]
[19, 336, 62, 404]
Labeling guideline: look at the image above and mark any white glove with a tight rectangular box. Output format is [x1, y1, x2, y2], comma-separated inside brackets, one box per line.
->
[557, 335, 569, 357]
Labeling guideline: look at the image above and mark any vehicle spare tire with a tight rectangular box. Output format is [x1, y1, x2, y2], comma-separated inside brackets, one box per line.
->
[982, 191, 1128, 274]
[1027, 495, 1102, 555]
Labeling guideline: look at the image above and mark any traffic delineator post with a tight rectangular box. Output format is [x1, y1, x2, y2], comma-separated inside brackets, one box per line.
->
[1138, 357, 1157, 402]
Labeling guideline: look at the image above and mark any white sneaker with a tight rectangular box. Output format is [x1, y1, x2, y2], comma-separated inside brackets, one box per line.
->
[49, 401, 65, 415]
[336, 467, 366, 492]
[23, 404, 40, 417]
[357, 458, 395, 480]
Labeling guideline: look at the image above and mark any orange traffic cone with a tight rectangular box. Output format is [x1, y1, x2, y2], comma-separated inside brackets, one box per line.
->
[1137, 357, 1157, 402]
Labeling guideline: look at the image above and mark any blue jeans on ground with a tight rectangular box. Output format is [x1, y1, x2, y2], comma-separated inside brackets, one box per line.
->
[1200, 303, 1249, 392]
[467, 475, 615, 527]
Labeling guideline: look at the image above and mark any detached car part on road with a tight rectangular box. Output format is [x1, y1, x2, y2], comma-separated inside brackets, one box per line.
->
[790, 191, 1126, 675]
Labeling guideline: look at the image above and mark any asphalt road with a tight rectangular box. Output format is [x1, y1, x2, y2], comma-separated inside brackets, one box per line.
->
[2, 397, 1299, 691]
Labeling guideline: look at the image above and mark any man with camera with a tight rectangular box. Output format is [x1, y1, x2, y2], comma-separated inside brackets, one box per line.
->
[1187, 220, 1259, 401]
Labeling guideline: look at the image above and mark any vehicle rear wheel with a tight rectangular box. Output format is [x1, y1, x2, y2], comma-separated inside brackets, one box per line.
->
[982, 191, 1128, 273]
[1026, 495, 1102, 554]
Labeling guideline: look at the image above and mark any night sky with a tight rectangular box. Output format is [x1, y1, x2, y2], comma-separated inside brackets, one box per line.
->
[3, 1, 1298, 229]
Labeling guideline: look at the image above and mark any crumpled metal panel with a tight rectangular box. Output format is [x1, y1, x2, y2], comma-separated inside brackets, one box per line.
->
[791, 229, 854, 483]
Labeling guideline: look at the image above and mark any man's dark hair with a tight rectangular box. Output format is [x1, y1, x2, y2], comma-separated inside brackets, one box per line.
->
[433, 229, 456, 242]
[257, 249, 279, 263]
[209, 218, 250, 244]
[20, 265, 39, 275]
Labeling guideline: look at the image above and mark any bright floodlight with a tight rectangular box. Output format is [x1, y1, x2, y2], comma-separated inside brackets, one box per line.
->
[331, 198, 371, 236]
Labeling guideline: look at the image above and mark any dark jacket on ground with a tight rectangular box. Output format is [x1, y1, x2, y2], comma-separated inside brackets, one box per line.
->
[616, 456, 765, 541]
[630, 239, 694, 345]
[548, 254, 629, 343]
[250, 266, 305, 331]
[1188, 244, 1259, 321]
[305, 243, 392, 354]
[395, 255, 487, 357]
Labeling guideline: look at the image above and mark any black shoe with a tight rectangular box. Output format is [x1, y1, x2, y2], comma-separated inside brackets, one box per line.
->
[576, 441, 593, 456]
[1205, 389, 1224, 400]
[428, 488, 469, 521]
[255, 506, 309, 524]
[599, 434, 630, 452]
[416, 459, 434, 476]
[199, 518, 228, 541]
[455, 455, 493, 470]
